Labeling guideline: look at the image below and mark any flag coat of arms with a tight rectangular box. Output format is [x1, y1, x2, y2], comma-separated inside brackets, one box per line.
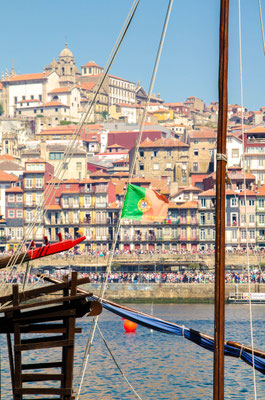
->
[121, 184, 169, 222]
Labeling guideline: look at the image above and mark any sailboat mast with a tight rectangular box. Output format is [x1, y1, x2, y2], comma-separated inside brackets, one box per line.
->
[214, 0, 229, 399]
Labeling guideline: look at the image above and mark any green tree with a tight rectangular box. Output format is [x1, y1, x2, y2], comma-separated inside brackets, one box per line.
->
[102, 110, 108, 120]
[0, 103, 4, 116]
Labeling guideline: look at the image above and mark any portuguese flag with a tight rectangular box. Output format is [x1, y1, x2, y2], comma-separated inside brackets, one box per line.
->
[121, 184, 169, 222]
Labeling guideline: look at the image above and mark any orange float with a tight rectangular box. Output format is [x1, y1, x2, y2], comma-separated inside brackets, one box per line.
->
[124, 319, 137, 333]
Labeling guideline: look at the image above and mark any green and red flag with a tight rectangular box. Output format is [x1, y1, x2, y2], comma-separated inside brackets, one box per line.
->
[121, 184, 169, 222]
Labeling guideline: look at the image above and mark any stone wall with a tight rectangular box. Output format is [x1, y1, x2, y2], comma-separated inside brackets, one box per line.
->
[80, 282, 263, 303]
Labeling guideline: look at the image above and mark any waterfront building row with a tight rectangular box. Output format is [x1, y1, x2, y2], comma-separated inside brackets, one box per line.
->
[3, 177, 265, 252]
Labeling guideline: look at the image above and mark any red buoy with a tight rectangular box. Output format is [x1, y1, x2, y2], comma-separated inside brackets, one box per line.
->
[124, 319, 137, 333]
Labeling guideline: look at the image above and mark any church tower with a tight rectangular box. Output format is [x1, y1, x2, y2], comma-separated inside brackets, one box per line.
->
[57, 43, 80, 86]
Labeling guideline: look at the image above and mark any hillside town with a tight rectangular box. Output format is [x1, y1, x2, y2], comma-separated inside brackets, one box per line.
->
[1, 43, 265, 254]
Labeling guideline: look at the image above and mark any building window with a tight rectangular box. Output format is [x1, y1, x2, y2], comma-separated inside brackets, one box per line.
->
[232, 230, 237, 239]
[231, 197, 238, 207]
[240, 199, 245, 206]
[16, 210, 23, 218]
[76, 162, 82, 170]
[249, 199, 254, 206]
[139, 164, 144, 171]
[16, 194, 23, 202]
[200, 198, 206, 208]
[139, 150, 144, 157]
[241, 214, 246, 224]
[8, 228, 15, 239]
[8, 210, 15, 218]
[258, 199, 265, 208]
[153, 150, 158, 157]
[8, 194, 15, 202]
[249, 214, 255, 224]
[193, 149, 199, 156]
[166, 163, 171, 169]
[36, 193, 42, 205]
[200, 229, 205, 240]
[25, 194, 32, 205]
[232, 149, 239, 158]
[200, 213, 205, 225]
[17, 228, 23, 239]
[84, 196, 91, 206]
[25, 178, 33, 188]
[241, 230, 246, 239]
[231, 213, 238, 225]
[36, 178, 43, 188]
[194, 139, 198, 144]
[14, 97, 17, 104]
[193, 162, 198, 172]
[249, 230, 255, 239]
[153, 163, 159, 170]
[259, 214, 265, 224]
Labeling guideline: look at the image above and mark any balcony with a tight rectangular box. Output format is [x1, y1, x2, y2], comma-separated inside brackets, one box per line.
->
[80, 187, 94, 193]
[179, 219, 187, 224]
[94, 203, 107, 208]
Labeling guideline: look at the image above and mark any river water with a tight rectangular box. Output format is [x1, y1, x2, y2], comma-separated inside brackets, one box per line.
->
[1, 303, 265, 399]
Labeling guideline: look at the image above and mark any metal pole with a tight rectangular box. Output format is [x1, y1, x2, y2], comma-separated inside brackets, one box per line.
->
[214, 0, 229, 399]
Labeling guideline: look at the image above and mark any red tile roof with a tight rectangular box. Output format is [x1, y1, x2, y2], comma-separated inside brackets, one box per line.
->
[191, 174, 208, 185]
[37, 126, 76, 135]
[238, 190, 257, 196]
[0, 171, 18, 182]
[43, 101, 68, 107]
[48, 87, 72, 94]
[198, 189, 216, 197]
[80, 178, 95, 184]
[139, 138, 188, 148]
[245, 126, 265, 134]
[5, 186, 22, 193]
[90, 170, 110, 177]
[189, 129, 216, 139]
[226, 189, 237, 195]
[181, 185, 202, 192]
[81, 61, 101, 68]
[8, 73, 45, 82]
[81, 82, 97, 91]
[64, 178, 79, 183]
[0, 154, 17, 161]
[256, 185, 265, 195]
[178, 201, 198, 209]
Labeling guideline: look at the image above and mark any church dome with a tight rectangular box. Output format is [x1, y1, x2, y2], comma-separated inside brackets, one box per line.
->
[59, 43, 73, 58]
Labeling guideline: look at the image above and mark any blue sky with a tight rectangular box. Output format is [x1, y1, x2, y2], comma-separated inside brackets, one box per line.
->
[1, 1, 265, 111]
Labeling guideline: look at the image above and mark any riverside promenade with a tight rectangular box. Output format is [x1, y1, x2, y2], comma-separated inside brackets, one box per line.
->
[29, 252, 265, 270]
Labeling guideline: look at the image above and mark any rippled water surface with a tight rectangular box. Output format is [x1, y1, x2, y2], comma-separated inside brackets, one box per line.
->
[1, 304, 265, 399]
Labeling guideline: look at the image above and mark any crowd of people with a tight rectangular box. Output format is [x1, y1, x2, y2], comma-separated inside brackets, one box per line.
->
[1, 269, 265, 285]
[1, 247, 264, 260]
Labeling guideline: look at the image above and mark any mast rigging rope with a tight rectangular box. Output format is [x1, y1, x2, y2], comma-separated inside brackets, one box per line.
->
[76, 0, 174, 397]
[238, 0, 257, 398]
